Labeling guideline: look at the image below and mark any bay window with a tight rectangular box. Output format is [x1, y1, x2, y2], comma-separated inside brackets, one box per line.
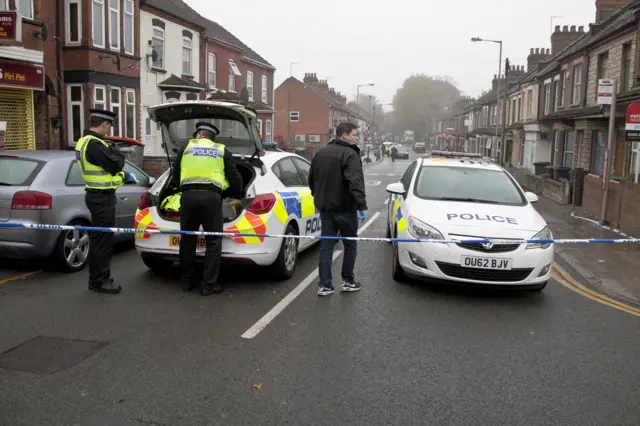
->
[92, 0, 105, 48]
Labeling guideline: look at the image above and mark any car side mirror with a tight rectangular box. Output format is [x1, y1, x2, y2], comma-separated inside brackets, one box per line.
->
[525, 191, 538, 203]
[148, 176, 157, 186]
[386, 182, 406, 196]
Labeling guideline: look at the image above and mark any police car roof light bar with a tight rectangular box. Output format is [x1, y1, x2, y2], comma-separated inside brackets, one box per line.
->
[430, 150, 484, 159]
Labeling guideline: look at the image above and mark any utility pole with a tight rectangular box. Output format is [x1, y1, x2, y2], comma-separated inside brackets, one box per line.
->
[500, 58, 510, 167]
[601, 79, 618, 224]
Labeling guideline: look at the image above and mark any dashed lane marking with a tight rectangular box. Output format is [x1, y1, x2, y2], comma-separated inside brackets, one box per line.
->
[241, 211, 382, 339]
[365, 180, 381, 186]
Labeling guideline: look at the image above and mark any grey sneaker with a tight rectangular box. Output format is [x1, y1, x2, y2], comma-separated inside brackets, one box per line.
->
[341, 280, 361, 292]
[317, 285, 335, 296]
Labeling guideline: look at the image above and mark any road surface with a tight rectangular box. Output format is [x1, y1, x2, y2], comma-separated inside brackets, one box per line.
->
[1, 152, 639, 425]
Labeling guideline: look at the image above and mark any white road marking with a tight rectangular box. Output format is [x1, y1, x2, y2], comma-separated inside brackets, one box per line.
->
[241, 211, 381, 339]
[365, 180, 381, 186]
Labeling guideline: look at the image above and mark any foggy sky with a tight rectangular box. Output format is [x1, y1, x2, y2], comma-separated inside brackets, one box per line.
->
[186, 0, 596, 110]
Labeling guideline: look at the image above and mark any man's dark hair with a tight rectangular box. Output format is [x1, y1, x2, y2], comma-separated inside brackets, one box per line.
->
[336, 122, 357, 138]
[200, 130, 216, 140]
[89, 117, 109, 128]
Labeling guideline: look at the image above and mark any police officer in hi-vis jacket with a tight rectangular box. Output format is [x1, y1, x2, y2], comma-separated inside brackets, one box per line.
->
[170, 122, 242, 296]
[75, 109, 134, 294]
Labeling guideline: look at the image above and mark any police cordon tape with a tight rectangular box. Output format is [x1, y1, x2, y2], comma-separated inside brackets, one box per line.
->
[1, 221, 640, 244]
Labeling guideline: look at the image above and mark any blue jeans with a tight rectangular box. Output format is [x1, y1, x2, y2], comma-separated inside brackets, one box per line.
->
[319, 212, 359, 287]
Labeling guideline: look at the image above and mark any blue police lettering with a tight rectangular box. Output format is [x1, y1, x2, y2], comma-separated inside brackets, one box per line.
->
[305, 216, 321, 234]
[192, 147, 220, 157]
[446, 213, 518, 225]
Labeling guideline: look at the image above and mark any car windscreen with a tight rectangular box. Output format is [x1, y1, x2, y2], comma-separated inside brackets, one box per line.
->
[414, 166, 526, 206]
[0, 157, 44, 186]
[166, 118, 259, 155]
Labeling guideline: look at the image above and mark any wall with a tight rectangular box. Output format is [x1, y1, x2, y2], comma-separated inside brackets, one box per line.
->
[586, 30, 635, 105]
[139, 8, 201, 156]
[274, 78, 329, 144]
[205, 39, 243, 94]
[581, 174, 640, 235]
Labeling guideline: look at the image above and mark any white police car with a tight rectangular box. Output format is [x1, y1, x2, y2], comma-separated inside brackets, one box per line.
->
[134, 101, 320, 280]
[386, 152, 553, 290]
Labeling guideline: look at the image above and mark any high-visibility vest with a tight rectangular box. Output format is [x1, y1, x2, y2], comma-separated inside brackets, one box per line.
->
[75, 136, 125, 190]
[180, 138, 229, 190]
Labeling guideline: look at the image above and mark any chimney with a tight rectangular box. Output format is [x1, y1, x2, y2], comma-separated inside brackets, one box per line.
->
[303, 72, 319, 84]
[527, 47, 551, 72]
[595, 0, 632, 24]
[492, 74, 503, 92]
[551, 25, 585, 55]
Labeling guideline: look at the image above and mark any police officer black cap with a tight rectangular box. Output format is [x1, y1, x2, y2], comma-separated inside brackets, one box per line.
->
[89, 108, 117, 123]
[193, 122, 220, 138]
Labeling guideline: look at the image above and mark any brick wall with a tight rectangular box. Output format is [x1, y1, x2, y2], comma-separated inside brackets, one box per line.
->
[274, 78, 330, 144]
[586, 31, 635, 104]
[142, 156, 171, 177]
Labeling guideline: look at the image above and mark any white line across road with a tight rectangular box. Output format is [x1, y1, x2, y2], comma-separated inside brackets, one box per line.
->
[241, 211, 382, 339]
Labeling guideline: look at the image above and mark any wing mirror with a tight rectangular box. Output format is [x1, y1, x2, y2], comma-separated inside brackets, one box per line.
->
[525, 191, 538, 203]
[386, 182, 406, 196]
[148, 176, 157, 186]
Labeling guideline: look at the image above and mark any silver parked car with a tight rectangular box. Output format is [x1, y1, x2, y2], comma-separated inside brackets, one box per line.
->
[0, 151, 155, 271]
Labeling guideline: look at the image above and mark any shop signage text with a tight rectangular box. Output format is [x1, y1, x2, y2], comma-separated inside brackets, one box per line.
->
[625, 102, 640, 142]
[0, 61, 44, 90]
[0, 12, 18, 41]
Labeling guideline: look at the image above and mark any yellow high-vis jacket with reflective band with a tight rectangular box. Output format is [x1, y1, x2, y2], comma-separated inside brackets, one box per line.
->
[75, 136, 125, 190]
[180, 138, 230, 190]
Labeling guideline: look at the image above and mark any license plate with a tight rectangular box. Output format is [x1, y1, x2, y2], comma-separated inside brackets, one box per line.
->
[168, 235, 206, 248]
[461, 256, 512, 270]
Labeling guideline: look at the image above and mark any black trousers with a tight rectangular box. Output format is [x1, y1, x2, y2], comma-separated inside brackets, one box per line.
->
[179, 189, 223, 288]
[85, 190, 117, 285]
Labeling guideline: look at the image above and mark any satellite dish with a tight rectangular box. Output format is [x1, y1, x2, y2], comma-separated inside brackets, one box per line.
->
[40, 23, 49, 41]
[239, 87, 249, 106]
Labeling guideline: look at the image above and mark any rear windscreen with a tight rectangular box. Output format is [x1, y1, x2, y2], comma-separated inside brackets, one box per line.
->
[0, 157, 43, 186]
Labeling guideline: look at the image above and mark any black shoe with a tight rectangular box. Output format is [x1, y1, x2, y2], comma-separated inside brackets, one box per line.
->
[200, 284, 224, 296]
[182, 280, 197, 292]
[341, 280, 361, 292]
[96, 279, 122, 294]
[88, 281, 99, 291]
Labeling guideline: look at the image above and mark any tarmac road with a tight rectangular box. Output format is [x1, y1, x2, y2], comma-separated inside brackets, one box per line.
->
[1, 153, 640, 425]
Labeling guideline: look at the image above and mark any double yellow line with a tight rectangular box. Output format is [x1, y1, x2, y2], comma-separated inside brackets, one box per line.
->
[552, 264, 640, 317]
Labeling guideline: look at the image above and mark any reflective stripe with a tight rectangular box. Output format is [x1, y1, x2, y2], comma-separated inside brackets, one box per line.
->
[180, 178, 224, 187]
[74, 136, 124, 190]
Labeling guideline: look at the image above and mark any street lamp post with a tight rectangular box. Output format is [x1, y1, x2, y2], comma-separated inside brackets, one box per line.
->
[471, 37, 502, 156]
[356, 83, 374, 107]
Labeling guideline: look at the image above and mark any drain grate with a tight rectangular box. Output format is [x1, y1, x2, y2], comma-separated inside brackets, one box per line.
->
[0, 336, 108, 374]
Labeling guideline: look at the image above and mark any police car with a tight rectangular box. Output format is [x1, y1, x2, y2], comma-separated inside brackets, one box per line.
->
[386, 152, 553, 290]
[134, 101, 320, 280]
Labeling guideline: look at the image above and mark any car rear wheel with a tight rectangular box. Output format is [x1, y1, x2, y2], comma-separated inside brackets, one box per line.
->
[392, 229, 406, 282]
[53, 220, 91, 272]
[270, 223, 299, 281]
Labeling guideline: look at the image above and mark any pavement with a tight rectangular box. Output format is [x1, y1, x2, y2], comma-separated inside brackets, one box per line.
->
[1, 153, 640, 425]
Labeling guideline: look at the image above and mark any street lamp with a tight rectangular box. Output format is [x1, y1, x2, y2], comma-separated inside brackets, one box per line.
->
[356, 83, 374, 106]
[471, 37, 503, 156]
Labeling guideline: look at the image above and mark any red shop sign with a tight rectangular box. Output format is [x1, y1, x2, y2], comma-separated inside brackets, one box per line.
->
[0, 60, 44, 90]
[0, 12, 18, 41]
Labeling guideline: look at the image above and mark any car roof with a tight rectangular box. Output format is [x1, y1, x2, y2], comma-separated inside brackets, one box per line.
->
[420, 156, 504, 171]
[0, 150, 75, 161]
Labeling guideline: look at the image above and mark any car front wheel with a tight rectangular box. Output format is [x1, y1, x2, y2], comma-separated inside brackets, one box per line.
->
[392, 229, 406, 282]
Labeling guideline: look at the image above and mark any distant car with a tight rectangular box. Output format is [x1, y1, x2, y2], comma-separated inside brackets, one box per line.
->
[393, 145, 410, 159]
[414, 142, 426, 153]
[385, 153, 553, 290]
[0, 151, 154, 271]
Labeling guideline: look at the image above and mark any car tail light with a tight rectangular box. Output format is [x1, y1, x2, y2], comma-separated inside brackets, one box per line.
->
[247, 193, 276, 215]
[138, 192, 149, 210]
[11, 191, 52, 210]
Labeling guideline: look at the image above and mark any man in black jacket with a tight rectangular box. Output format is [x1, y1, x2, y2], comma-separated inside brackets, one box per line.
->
[309, 122, 368, 296]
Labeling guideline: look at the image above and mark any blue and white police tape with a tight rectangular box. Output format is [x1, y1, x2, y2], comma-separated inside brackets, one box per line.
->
[0, 221, 640, 244]
[570, 211, 637, 239]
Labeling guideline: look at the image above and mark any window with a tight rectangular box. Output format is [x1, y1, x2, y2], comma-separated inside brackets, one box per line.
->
[92, 0, 105, 48]
[559, 71, 567, 107]
[554, 78, 562, 111]
[292, 158, 311, 185]
[544, 84, 551, 115]
[265, 119, 272, 141]
[629, 142, 640, 177]
[289, 111, 299, 122]
[400, 161, 418, 190]
[526, 89, 533, 118]
[563, 132, 575, 167]
[228, 60, 241, 92]
[66, 0, 81, 44]
[125, 90, 135, 139]
[275, 158, 305, 187]
[622, 43, 633, 92]
[66, 162, 85, 186]
[247, 71, 254, 101]
[151, 26, 164, 69]
[182, 34, 192, 76]
[591, 131, 606, 175]
[261, 75, 268, 103]
[108, 0, 119, 50]
[572, 64, 583, 104]
[67, 85, 84, 146]
[256, 118, 262, 136]
[18, 0, 34, 20]
[122, 162, 149, 186]
[207, 53, 216, 88]
[110, 88, 121, 137]
[123, 0, 134, 55]
[597, 52, 609, 80]
[93, 85, 106, 109]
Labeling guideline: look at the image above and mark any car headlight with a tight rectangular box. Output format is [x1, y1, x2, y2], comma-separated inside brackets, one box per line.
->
[408, 217, 444, 240]
[526, 226, 553, 250]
